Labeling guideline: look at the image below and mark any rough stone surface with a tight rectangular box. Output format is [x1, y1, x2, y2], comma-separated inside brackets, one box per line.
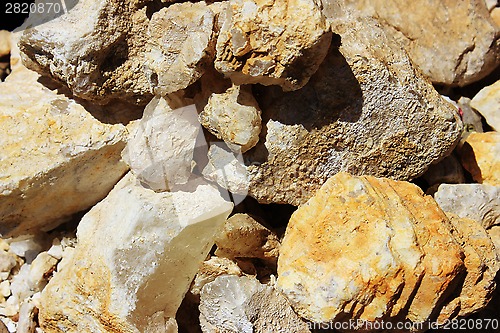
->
[457, 97, 484, 133]
[471, 80, 500, 131]
[215, 214, 280, 263]
[122, 98, 200, 192]
[39, 173, 233, 333]
[339, 0, 500, 86]
[200, 275, 310, 333]
[487, 226, 500, 258]
[0, 31, 10, 58]
[438, 214, 499, 321]
[215, 0, 331, 90]
[199, 85, 262, 153]
[277, 172, 470, 325]
[146, 2, 215, 96]
[458, 132, 500, 186]
[19, 0, 153, 105]
[434, 184, 500, 229]
[202, 143, 249, 196]
[0, 67, 129, 237]
[191, 256, 244, 296]
[245, 16, 462, 205]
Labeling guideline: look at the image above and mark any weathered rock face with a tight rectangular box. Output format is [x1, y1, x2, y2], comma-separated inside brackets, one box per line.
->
[215, 0, 331, 90]
[191, 256, 244, 296]
[39, 173, 233, 333]
[458, 132, 500, 186]
[199, 85, 262, 153]
[214, 214, 280, 264]
[0, 67, 129, 237]
[471, 80, 500, 131]
[338, 0, 500, 86]
[434, 184, 500, 229]
[146, 2, 215, 96]
[0, 31, 10, 57]
[278, 172, 498, 326]
[245, 16, 462, 205]
[487, 226, 500, 257]
[19, 0, 153, 105]
[437, 214, 499, 321]
[122, 98, 200, 192]
[200, 275, 310, 333]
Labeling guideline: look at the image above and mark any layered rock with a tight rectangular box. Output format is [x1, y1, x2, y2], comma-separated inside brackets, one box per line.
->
[278, 172, 498, 326]
[39, 173, 233, 333]
[458, 132, 500, 186]
[19, 0, 153, 105]
[0, 67, 129, 237]
[200, 275, 310, 333]
[215, 0, 331, 90]
[471, 80, 500, 131]
[146, 2, 216, 96]
[214, 214, 280, 264]
[245, 16, 462, 205]
[199, 85, 262, 153]
[434, 184, 500, 229]
[122, 98, 200, 192]
[338, 0, 500, 86]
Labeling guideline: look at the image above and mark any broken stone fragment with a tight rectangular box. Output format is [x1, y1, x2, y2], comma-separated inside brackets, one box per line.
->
[146, 2, 216, 96]
[0, 68, 129, 237]
[200, 275, 310, 333]
[202, 143, 249, 196]
[215, 214, 280, 264]
[277, 172, 471, 325]
[191, 256, 244, 296]
[458, 132, 500, 186]
[438, 214, 499, 321]
[122, 97, 200, 192]
[38, 173, 233, 333]
[434, 184, 500, 229]
[487, 226, 500, 258]
[215, 0, 331, 90]
[338, 0, 500, 86]
[19, 0, 153, 105]
[0, 31, 10, 58]
[471, 80, 500, 131]
[199, 85, 262, 153]
[245, 16, 462, 205]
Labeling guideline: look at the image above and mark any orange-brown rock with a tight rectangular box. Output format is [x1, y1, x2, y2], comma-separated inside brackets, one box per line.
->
[278, 172, 498, 327]
[458, 132, 500, 186]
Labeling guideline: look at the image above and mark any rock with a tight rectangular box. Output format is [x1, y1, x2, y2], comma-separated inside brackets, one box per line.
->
[215, 0, 331, 91]
[492, 7, 500, 26]
[0, 320, 9, 333]
[0, 252, 16, 276]
[487, 226, 500, 257]
[457, 97, 484, 133]
[191, 256, 244, 296]
[0, 281, 10, 298]
[39, 173, 233, 333]
[146, 2, 215, 96]
[485, 0, 498, 11]
[0, 68, 129, 237]
[199, 85, 262, 153]
[19, 0, 153, 105]
[122, 98, 200, 192]
[199, 275, 310, 333]
[7, 235, 47, 263]
[437, 214, 499, 321]
[17, 300, 36, 333]
[0, 31, 10, 58]
[214, 214, 280, 264]
[458, 132, 500, 186]
[471, 80, 500, 131]
[421, 154, 466, 187]
[245, 16, 462, 205]
[28, 252, 58, 292]
[339, 0, 500, 86]
[434, 184, 500, 229]
[277, 172, 468, 325]
[202, 143, 249, 196]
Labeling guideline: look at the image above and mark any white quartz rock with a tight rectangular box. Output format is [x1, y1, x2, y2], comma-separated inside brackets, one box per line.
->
[39, 173, 233, 333]
[122, 98, 200, 192]
[434, 184, 500, 229]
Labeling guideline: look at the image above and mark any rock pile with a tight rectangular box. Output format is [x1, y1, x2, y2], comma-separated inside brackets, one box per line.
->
[0, 0, 499, 332]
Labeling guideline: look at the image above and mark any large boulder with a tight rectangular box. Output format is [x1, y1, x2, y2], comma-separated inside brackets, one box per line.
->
[244, 16, 462, 205]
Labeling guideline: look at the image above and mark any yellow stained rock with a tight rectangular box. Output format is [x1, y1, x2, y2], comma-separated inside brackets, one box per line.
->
[459, 132, 500, 186]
